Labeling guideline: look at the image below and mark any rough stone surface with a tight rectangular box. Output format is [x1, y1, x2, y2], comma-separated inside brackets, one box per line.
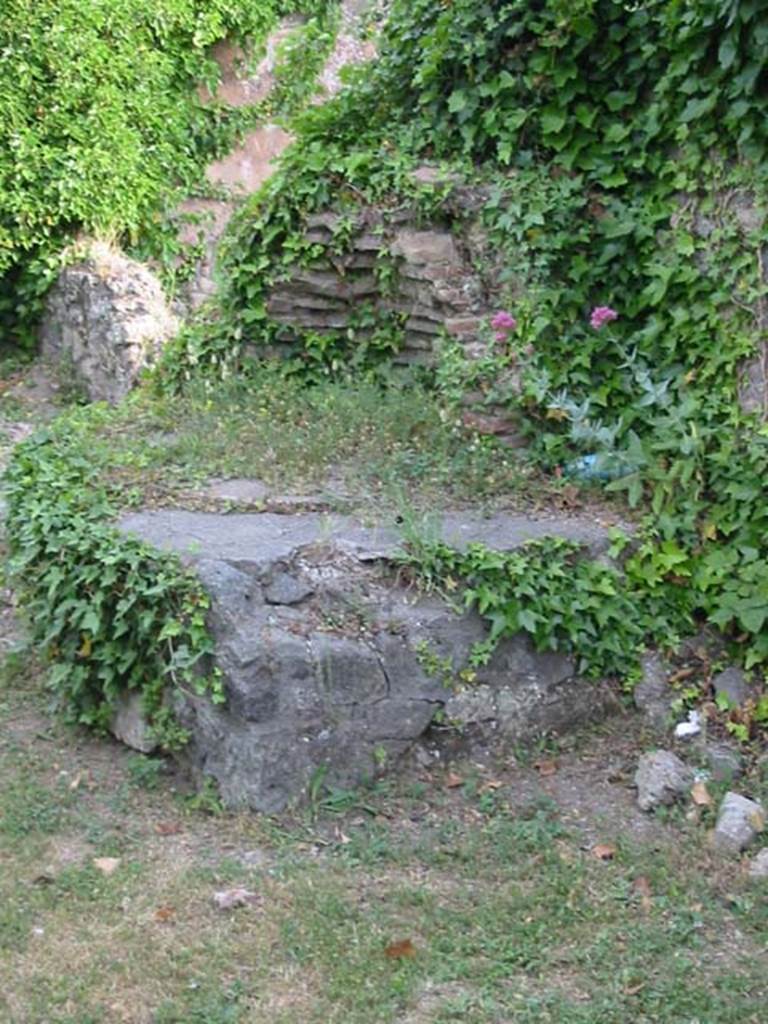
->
[633, 652, 674, 730]
[39, 243, 179, 404]
[748, 847, 768, 879]
[111, 691, 157, 755]
[172, 198, 235, 310]
[118, 508, 621, 811]
[206, 124, 294, 193]
[712, 792, 765, 855]
[738, 344, 768, 419]
[634, 750, 694, 812]
[119, 508, 619, 564]
[712, 666, 750, 707]
[197, 20, 302, 108]
[706, 742, 744, 782]
[264, 204, 493, 371]
[206, 479, 271, 504]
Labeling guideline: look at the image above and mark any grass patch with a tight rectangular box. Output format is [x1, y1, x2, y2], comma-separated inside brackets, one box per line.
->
[0, 652, 765, 1022]
[45, 366, 589, 519]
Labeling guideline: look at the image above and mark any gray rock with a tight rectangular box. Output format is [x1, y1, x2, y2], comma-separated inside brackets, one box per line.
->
[713, 667, 750, 707]
[40, 241, 179, 404]
[706, 742, 744, 782]
[748, 848, 768, 880]
[117, 509, 626, 812]
[634, 652, 674, 729]
[207, 479, 270, 504]
[712, 792, 765, 855]
[738, 345, 768, 419]
[635, 750, 694, 811]
[111, 690, 157, 754]
[264, 571, 314, 606]
[119, 508, 620, 565]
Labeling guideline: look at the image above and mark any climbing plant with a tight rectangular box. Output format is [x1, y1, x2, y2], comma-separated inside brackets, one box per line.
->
[194, 0, 768, 675]
[3, 414, 224, 747]
[0, 0, 331, 348]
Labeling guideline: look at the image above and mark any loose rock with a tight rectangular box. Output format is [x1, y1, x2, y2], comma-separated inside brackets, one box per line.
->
[712, 667, 750, 708]
[212, 888, 260, 911]
[748, 848, 768, 880]
[706, 742, 743, 782]
[712, 792, 765, 855]
[635, 750, 694, 812]
[39, 241, 179, 404]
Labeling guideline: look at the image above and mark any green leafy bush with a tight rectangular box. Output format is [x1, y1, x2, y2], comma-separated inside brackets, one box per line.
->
[0, 0, 324, 347]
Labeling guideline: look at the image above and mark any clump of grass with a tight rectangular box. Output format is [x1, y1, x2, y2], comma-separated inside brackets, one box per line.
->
[50, 365, 550, 518]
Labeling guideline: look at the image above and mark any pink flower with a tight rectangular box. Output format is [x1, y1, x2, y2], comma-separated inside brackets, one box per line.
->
[495, 331, 509, 343]
[589, 306, 618, 330]
[491, 311, 518, 333]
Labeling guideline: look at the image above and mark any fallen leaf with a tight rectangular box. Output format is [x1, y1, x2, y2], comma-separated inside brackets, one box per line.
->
[212, 888, 259, 911]
[445, 772, 464, 789]
[155, 822, 183, 836]
[478, 780, 503, 793]
[69, 773, 83, 791]
[592, 843, 616, 861]
[534, 759, 558, 777]
[154, 905, 175, 923]
[632, 875, 653, 913]
[384, 938, 417, 959]
[668, 666, 696, 684]
[623, 980, 645, 996]
[93, 857, 121, 876]
[691, 780, 712, 807]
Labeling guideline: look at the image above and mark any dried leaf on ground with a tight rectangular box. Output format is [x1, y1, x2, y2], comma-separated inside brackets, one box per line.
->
[155, 822, 183, 836]
[691, 780, 712, 807]
[93, 857, 121, 876]
[384, 938, 417, 959]
[534, 759, 558, 777]
[445, 772, 464, 789]
[154, 905, 175, 923]
[592, 843, 616, 861]
[632, 875, 653, 913]
[478, 780, 503, 793]
[212, 888, 260, 911]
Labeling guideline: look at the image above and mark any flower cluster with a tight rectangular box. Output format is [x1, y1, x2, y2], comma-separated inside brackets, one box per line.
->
[589, 305, 618, 330]
[491, 310, 518, 342]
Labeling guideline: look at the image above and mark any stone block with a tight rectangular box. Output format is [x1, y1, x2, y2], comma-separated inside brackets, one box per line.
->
[40, 242, 179, 404]
[118, 508, 627, 811]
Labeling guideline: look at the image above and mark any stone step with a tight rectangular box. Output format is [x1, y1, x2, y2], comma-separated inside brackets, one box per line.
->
[119, 507, 619, 571]
[115, 505, 624, 812]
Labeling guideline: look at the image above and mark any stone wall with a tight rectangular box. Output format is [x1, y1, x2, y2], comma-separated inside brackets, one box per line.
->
[265, 197, 493, 367]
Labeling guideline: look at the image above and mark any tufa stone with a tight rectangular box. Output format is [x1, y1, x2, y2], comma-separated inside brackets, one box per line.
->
[40, 242, 179, 405]
[712, 792, 765, 855]
[634, 750, 694, 812]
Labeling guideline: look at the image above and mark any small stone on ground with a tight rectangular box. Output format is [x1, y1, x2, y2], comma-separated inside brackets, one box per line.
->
[634, 750, 694, 812]
[712, 791, 765, 855]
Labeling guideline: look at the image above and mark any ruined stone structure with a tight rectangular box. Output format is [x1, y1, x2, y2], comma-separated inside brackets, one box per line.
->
[265, 205, 491, 367]
[118, 506, 620, 811]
